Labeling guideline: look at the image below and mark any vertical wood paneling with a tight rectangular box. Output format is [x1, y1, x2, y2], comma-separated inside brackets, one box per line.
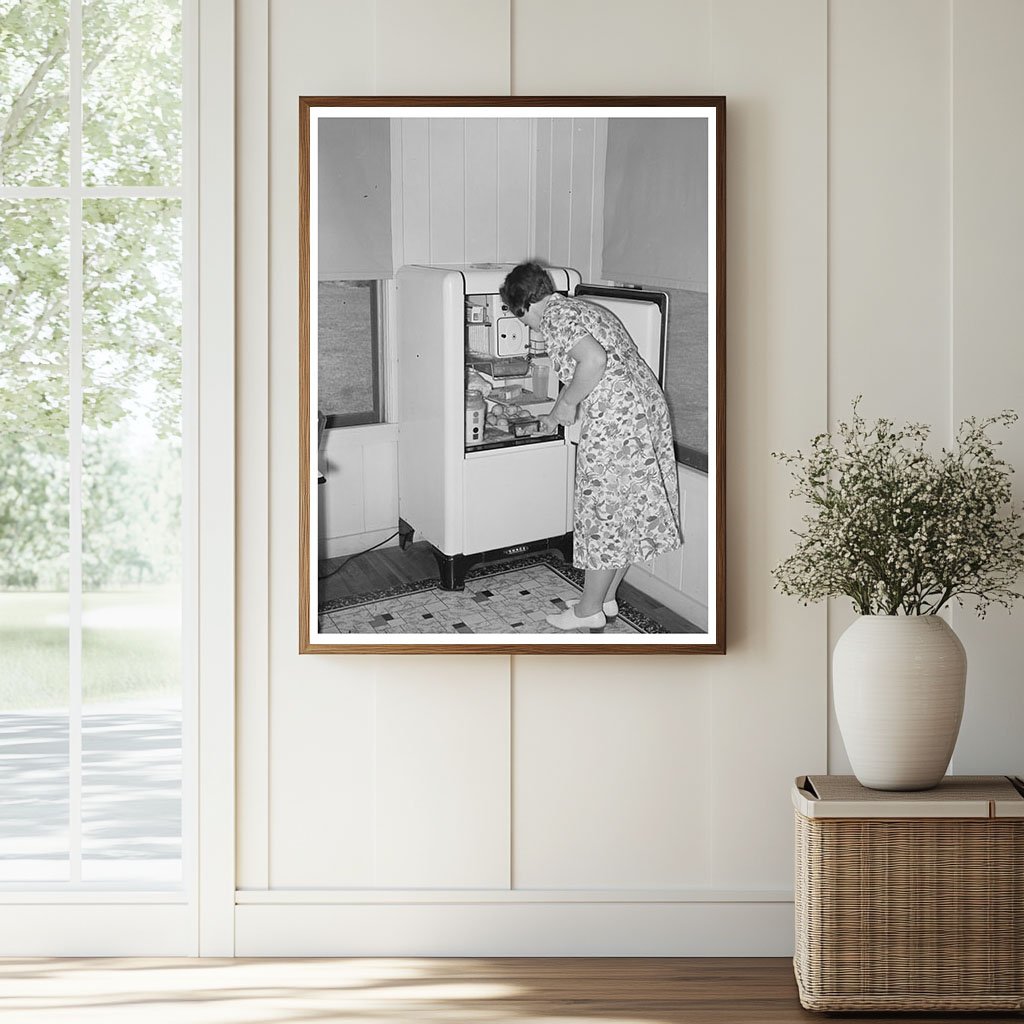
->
[374, 660, 511, 888]
[375, 0, 510, 94]
[320, 444, 365, 538]
[497, 118, 532, 261]
[678, 467, 709, 609]
[949, 0, 1024, 778]
[533, 119, 553, 260]
[513, 658, 713, 888]
[270, 672, 378, 887]
[361, 440, 398, 529]
[828, 0, 950, 427]
[429, 118, 466, 264]
[827, 0, 951, 774]
[464, 119, 499, 261]
[569, 119, 596, 280]
[401, 119, 431, 263]
[709, 0, 828, 888]
[512, 0, 712, 94]
[548, 120, 573, 266]
[265, 0, 380, 893]
[652, 533, 685, 589]
[591, 117, 609, 282]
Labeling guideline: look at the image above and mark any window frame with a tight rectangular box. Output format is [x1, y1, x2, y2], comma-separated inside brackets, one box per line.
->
[0, 0, 198, 909]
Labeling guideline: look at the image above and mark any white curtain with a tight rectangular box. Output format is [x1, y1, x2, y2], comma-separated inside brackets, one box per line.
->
[601, 118, 708, 293]
[318, 118, 393, 280]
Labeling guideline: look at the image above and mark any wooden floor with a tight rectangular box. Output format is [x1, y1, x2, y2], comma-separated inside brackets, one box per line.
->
[0, 957, 1018, 1023]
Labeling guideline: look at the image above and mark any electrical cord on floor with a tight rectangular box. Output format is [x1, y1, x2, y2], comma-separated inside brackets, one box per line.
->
[318, 531, 401, 581]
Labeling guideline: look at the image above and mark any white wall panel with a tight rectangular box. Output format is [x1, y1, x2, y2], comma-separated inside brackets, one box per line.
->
[373, 659, 511, 888]
[399, 119, 431, 263]
[320, 444, 366, 539]
[707, 0, 828, 888]
[497, 118, 532, 261]
[568, 119, 597, 280]
[513, 658, 713, 889]
[375, 0, 510, 95]
[270, 671, 378, 887]
[362, 440, 399, 529]
[428, 119, 466, 264]
[828, 0, 950, 426]
[678, 465, 708, 607]
[465, 118, 499, 260]
[532, 119, 552, 257]
[512, 0, 712, 95]
[547, 120, 574, 266]
[948, 0, 1024, 778]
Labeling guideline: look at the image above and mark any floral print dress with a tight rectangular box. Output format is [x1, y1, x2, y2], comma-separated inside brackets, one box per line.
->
[540, 293, 683, 570]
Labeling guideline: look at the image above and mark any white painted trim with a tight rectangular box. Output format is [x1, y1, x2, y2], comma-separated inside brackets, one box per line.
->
[235, 0, 270, 894]
[68, 0, 84, 886]
[0, 892, 188, 904]
[234, 902, 794, 957]
[196, 0, 236, 956]
[0, 186, 186, 198]
[180, 0, 200, 940]
[323, 422, 399, 446]
[235, 888, 792, 904]
[0, 906, 194, 956]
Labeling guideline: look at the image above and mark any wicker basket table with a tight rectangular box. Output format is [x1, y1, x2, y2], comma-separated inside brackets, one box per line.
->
[793, 774, 1024, 1012]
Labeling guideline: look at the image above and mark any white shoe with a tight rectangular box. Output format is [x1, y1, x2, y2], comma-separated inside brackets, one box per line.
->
[567, 597, 619, 620]
[546, 606, 607, 632]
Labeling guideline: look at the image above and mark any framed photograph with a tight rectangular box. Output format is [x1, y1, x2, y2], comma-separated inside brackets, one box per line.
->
[300, 96, 725, 654]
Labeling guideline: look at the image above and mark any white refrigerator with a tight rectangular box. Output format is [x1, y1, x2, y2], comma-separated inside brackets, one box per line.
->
[395, 263, 666, 589]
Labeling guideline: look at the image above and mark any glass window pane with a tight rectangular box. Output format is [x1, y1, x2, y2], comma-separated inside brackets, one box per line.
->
[81, 198, 181, 884]
[82, 0, 181, 187]
[319, 280, 380, 425]
[0, 1, 70, 186]
[0, 199, 70, 880]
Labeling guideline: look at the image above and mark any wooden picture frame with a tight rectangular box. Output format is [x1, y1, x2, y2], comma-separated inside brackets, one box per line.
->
[300, 96, 725, 654]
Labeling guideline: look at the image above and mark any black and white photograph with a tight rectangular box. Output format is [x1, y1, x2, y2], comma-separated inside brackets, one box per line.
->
[300, 98, 725, 653]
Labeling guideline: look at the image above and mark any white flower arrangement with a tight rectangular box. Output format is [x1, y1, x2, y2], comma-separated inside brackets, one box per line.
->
[772, 400, 1024, 616]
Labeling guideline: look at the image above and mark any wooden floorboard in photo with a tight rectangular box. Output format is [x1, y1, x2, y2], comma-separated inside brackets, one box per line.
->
[0, 956, 1017, 1023]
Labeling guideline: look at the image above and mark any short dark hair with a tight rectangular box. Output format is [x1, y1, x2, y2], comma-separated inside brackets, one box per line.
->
[500, 262, 554, 318]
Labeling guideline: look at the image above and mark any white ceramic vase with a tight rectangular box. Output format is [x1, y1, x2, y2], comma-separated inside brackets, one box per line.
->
[833, 615, 967, 791]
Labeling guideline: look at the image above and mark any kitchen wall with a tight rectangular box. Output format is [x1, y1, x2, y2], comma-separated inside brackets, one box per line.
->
[235, 0, 1024, 955]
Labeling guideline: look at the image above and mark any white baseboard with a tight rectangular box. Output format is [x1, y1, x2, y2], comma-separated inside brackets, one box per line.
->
[625, 564, 708, 631]
[235, 899, 794, 956]
[0, 904, 194, 956]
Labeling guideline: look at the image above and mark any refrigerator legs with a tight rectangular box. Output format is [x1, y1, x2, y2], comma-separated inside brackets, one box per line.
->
[433, 551, 474, 591]
[428, 532, 575, 592]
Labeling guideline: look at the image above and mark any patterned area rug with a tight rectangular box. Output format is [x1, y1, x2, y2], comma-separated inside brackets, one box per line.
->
[319, 554, 669, 635]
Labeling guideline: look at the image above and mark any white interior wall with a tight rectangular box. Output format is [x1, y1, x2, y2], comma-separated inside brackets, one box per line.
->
[236, 0, 1024, 956]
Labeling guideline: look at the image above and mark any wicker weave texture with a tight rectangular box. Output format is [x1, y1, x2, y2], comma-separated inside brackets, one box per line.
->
[794, 811, 1024, 1011]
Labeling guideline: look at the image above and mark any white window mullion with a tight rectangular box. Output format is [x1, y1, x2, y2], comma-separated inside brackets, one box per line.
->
[68, 0, 83, 885]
